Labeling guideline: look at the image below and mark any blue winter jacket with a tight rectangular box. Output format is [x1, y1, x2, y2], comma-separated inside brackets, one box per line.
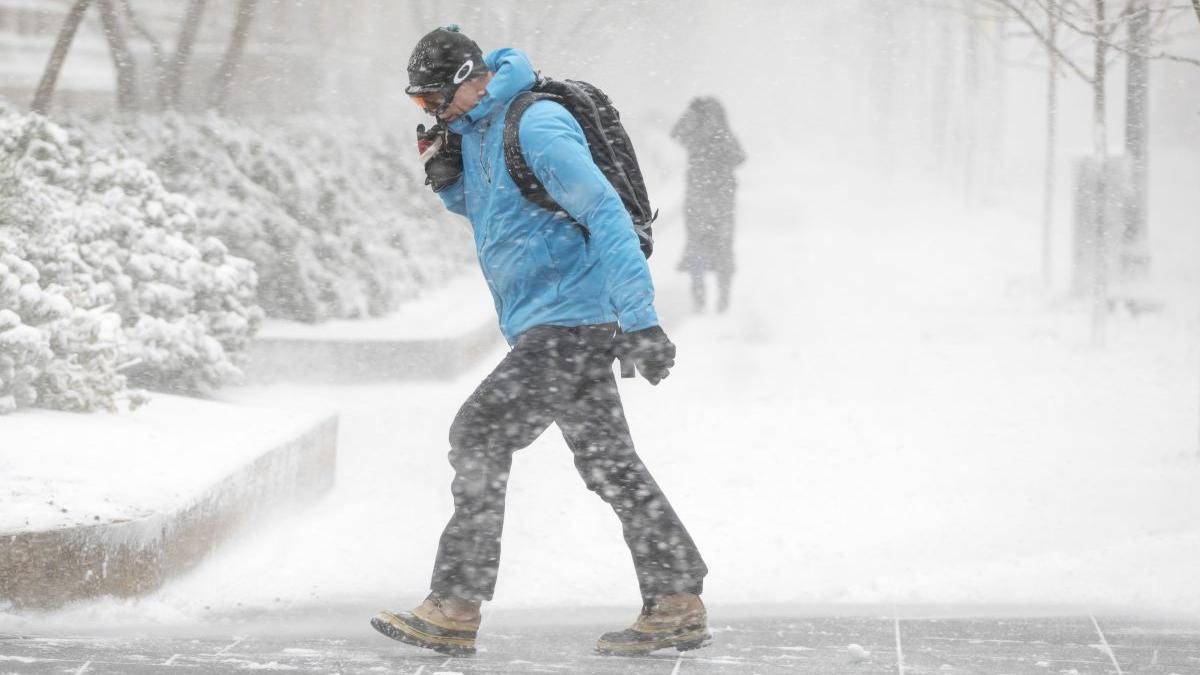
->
[438, 48, 659, 346]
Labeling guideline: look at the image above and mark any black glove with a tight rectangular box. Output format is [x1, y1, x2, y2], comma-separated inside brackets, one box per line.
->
[616, 326, 676, 385]
[416, 123, 463, 192]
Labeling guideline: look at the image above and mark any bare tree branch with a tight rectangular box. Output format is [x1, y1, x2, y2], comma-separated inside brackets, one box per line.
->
[1029, 0, 1200, 65]
[96, 0, 138, 112]
[31, 0, 95, 115]
[119, 0, 164, 63]
[986, 0, 1095, 82]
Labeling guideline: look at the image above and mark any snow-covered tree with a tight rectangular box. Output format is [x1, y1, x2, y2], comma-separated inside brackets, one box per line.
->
[81, 113, 472, 322]
[0, 105, 261, 412]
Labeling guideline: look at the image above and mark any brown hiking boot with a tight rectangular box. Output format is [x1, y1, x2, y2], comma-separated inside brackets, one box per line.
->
[595, 592, 712, 655]
[371, 593, 481, 656]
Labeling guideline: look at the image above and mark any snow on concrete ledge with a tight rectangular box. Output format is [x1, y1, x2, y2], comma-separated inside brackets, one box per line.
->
[245, 274, 504, 383]
[0, 395, 337, 609]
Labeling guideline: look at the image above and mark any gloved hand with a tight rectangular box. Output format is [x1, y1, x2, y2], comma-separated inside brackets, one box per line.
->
[616, 325, 676, 385]
[416, 123, 463, 192]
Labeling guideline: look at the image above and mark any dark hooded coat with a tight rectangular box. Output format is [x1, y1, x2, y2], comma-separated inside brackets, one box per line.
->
[670, 97, 745, 274]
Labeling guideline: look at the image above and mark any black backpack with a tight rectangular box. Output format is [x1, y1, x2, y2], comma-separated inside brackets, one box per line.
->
[502, 77, 657, 258]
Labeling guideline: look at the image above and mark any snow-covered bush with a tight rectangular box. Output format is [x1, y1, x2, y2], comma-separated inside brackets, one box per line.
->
[82, 113, 472, 322]
[0, 107, 261, 412]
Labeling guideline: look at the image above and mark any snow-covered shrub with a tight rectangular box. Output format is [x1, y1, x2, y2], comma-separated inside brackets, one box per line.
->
[0, 107, 261, 412]
[0, 229, 125, 413]
[82, 113, 472, 322]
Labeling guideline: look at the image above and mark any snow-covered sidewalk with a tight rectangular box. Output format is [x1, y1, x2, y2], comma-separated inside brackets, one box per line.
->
[3, 154, 1198, 629]
[2, 604, 1196, 673]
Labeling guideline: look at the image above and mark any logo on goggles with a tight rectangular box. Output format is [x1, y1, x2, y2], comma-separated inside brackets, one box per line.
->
[453, 60, 474, 85]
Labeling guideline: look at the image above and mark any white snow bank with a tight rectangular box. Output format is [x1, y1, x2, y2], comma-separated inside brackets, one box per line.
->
[0, 394, 334, 535]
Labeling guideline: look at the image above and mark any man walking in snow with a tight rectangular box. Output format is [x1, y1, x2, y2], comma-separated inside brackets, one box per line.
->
[370, 26, 709, 657]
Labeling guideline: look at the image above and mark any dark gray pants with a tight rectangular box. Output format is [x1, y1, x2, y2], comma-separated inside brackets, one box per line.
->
[430, 323, 707, 604]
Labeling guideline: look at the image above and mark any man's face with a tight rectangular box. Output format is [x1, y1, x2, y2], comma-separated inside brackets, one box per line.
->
[425, 75, 491, 123]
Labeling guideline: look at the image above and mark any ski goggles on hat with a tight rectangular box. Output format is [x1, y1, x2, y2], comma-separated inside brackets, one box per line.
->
[406, 59, 477, 117]
[408, 89, 453, 116]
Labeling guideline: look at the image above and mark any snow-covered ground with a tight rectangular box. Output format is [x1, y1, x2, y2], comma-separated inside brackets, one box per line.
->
[3, 151, 1199, 633]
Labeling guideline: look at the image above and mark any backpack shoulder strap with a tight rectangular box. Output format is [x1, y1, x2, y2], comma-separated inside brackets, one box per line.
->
[503, 90, 567, 217]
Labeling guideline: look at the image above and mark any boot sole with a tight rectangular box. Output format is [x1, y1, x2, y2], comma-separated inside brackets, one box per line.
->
[370, 613, 476, 656]
[595, 627, 713, 656]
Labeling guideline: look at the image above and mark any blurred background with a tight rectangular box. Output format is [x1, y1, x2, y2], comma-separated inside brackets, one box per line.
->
[5, 0, 1197, 296]
[2, 0, 1199, 628]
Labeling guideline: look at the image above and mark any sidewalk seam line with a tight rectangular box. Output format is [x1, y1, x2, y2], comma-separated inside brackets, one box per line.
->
[214, 636, 246, 656]
[1089, 613, 1124, 675]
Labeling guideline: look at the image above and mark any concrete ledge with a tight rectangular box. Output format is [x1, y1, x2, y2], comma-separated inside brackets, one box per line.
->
[0, 415, 337, 610]
[244, 319, 502, 383]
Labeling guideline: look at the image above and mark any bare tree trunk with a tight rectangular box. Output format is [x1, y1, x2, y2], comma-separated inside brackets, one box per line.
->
[119, 0, 166, 110]
[207, 0, 258, 112]
[1194, 0, 1200, 463]
[97, 0, 138, 112]
[1042, 0, 1059, 287]
[30, 0, 94, 116]
[1091, 0, 1108, 347]
[1123, 0, 1150, 279]
[162, 0, 207, 110]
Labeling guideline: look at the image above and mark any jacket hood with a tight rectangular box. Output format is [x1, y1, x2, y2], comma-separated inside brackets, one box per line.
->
[447, 48, 536, 135]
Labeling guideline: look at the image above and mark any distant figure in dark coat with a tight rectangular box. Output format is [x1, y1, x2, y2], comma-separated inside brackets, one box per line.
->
[671, 96, 745, 313]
